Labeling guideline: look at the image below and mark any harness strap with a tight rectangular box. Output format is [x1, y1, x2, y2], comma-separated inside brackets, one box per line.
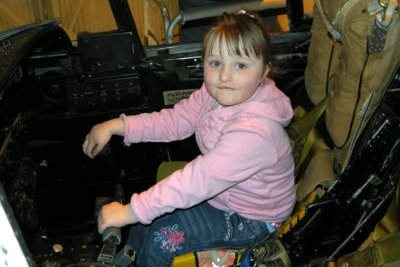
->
[314, 0, 342, 41]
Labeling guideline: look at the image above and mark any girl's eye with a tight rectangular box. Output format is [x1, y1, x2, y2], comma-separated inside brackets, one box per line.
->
[237, 63, 246, 69]
[210, 61, 220, 67]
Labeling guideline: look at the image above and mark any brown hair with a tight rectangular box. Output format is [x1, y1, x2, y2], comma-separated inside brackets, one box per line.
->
[202, 11, 278, 78]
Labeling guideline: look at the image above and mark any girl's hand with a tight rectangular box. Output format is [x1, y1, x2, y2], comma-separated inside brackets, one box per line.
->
[97, 202, 139, 234]
[82, 118, 125, 158]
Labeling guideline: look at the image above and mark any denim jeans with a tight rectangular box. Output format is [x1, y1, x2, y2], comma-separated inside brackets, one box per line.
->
[127, 201, 272, 267]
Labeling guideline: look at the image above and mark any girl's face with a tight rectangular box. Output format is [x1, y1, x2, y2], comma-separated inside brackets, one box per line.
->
[203, 37, 269, 107]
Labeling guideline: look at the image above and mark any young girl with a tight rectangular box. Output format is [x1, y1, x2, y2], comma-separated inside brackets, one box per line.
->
[82, 11, 295, 267]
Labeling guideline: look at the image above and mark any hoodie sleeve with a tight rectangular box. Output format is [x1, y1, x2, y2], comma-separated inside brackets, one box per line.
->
[130, 118, 279, 224]
[121, 84, 208, 145]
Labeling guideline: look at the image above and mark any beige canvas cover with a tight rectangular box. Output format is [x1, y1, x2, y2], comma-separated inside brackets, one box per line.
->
[305, 0, 400, 169]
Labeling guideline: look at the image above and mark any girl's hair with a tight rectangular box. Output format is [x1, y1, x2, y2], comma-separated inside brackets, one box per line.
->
[202, 11, 279, 78]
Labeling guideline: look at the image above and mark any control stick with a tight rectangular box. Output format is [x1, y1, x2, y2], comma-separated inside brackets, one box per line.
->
[94, 142, 134, 266]
[95, 196, 121, 263]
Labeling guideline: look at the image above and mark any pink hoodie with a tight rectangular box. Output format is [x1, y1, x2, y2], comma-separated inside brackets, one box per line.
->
[121, 79, 295, 225]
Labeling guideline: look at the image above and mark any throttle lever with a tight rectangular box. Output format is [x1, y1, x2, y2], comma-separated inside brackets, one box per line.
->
[95, 198, 135, 266]
[95, 196, 121, 263]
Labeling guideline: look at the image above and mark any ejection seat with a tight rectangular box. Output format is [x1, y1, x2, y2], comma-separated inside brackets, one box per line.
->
[153, 0, 400, 266]
[155, 84, 334, 267]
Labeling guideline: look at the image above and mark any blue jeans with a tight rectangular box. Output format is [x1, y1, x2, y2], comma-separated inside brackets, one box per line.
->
[127, 201, 273, 267]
